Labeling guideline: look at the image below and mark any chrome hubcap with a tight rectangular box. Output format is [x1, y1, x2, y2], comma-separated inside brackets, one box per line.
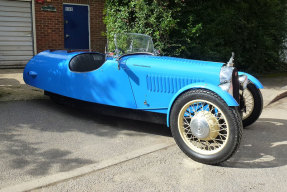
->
[189, 111, 220, 140]
[190, 112, 210, 139]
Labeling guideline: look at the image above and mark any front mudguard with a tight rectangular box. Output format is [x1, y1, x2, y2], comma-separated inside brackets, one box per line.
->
[166, 83, 239, 127]
[238, 72, 264, 89]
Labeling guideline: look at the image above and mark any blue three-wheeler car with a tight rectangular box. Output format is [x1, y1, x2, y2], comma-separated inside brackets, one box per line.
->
[24, 33, 263, 164]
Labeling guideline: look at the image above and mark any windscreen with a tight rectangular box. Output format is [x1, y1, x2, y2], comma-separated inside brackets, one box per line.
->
[114, 33, 155, 56]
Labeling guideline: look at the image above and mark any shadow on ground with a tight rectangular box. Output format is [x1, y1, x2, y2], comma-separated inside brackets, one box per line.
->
[0, 123, 94, 176]
[34, 99, 171, 137]
[0, 78, 21, 86]
[0, 76, 44, 101]
[224, 118, 287, 168]
[0, 99, 171, 177]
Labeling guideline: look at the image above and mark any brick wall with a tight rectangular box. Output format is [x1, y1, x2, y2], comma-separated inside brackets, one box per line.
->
[35, 0, 106, 53]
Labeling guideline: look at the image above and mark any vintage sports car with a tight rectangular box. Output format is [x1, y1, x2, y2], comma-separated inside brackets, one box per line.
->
[24, 33, 263, 165]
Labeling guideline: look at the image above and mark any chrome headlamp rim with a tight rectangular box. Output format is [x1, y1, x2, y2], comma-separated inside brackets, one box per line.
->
[219, 66, 235, 95]
[219, 66, 234, 83]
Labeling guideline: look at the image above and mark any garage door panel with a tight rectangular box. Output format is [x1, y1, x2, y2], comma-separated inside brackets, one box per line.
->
[0, 16, 31, 23]
[0, 0, 30, 8]
[0, 31, 31, 37]
[0, 60, 29, 66]
[0, 0, 33, 67]
[0, 55, 33, 61]
[0, 21, 32, 27]
[0, 36, 32, 41]
[0, 50, 33, 56]
[0, 6, 32, 13]
[0, 45, 33, 51]
[0, 26, 32, 32]
[0, 41, 32, 46]
[0, 12, 31, 18]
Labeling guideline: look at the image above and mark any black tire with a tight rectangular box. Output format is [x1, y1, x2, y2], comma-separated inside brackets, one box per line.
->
[242, 82, 263, 128]
[170, 89, 243, 165]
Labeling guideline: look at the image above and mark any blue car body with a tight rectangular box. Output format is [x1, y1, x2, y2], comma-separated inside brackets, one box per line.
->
[23, 50, 263, 126]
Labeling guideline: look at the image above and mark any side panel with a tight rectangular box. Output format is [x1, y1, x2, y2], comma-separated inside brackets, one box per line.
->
[166, 83, 239, 127]
[238, 72, 264, 89]
[24, 51, 137, 108]
[123, 55, 223, 111]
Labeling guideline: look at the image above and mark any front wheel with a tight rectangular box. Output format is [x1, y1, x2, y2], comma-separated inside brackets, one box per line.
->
[241, 82, 263, 128]
[170, 89, 243, 165]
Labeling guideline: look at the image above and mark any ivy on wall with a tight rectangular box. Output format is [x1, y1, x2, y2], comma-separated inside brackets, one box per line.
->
[104, 0, 287, 73]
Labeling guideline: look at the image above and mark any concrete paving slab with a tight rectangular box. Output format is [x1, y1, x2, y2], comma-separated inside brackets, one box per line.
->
[0, 99, 173, 189]
[0, 69, 45, 101]
[259, 75, 287, 90]
[260, 89, 286, 106]
[28, 105, 287, 192]
[0, 142, 174, 192]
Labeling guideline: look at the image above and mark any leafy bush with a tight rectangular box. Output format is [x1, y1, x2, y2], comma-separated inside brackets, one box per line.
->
[104, 0, 287, 73]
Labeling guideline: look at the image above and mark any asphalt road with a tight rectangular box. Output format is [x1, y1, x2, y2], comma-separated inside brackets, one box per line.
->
[0, 98, 287, 192]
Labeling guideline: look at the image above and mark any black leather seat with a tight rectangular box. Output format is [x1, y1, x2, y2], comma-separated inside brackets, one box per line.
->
[69, 53, 105, 72]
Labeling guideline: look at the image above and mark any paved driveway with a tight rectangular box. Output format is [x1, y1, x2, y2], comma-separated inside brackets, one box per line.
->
[0, 99, 172, 189]
[35, 99, 287, 192]
[0, 97, 286, 192]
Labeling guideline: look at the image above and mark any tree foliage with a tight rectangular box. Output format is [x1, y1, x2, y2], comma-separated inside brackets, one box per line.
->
[104, 0, 287, 73]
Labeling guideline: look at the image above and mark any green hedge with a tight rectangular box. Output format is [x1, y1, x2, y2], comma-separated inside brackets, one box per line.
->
[104, 0, 287, 73]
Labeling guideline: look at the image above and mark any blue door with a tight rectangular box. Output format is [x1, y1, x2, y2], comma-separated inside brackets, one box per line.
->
[63, 4, 89, 49]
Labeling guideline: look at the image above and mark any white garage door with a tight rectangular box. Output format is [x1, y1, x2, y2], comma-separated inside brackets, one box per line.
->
[0, 0, 33, 68]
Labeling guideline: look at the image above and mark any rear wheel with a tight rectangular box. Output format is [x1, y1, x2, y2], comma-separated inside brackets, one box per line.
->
[170, 89, 243, 165]
[242, 82, 263, 127]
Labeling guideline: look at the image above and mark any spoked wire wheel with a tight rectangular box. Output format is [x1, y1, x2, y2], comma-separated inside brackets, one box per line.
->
[241, 89, 254, 120]
[178, 99, 229, 155]
[171, 89, 242, 164]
